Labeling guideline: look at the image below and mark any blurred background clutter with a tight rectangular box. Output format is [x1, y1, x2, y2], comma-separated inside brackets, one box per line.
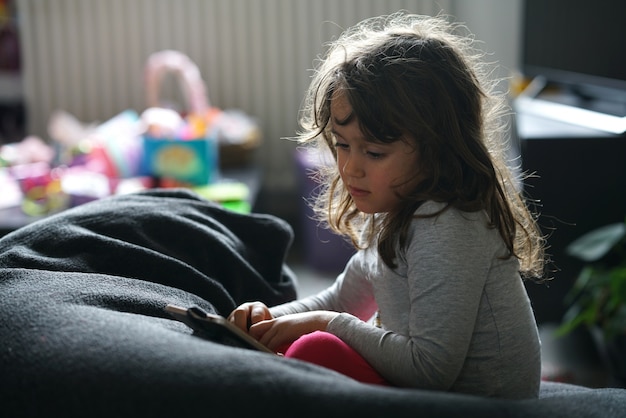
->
[2, 0, 519, 212]
[1, 0, 522, 265]
[1, 46, 260, 217]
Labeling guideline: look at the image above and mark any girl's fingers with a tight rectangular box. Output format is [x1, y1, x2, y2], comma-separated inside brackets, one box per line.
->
[250, 303, 271, 325]
[228, 302, 271, 332]
[228, 308, 248, 332]
[248, 319, 272, 339]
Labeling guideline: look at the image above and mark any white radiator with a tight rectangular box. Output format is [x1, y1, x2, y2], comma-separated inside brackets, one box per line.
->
[17, 0, 451, 191]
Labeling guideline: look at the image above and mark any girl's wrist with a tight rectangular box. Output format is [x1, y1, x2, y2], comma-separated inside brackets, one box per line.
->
[321, 311, 341, 331]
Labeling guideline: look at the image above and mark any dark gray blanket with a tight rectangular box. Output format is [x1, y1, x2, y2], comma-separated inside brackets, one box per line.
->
[0, 189, 624, 417]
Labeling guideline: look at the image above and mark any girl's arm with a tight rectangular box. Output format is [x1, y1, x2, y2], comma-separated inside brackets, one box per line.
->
[269, 253, 378, 322]
[238, 253, 378, 351]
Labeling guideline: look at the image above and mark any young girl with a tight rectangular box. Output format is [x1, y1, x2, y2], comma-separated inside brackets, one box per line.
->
[229, 12, 546, 399]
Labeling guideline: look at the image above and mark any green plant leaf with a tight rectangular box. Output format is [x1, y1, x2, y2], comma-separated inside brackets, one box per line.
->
[604, 305, 626, 340]
[555, 311, 586, 337]
[556, 301, 598, 337]
[566, 222, 626, 262]
[559, 220, 626, 340]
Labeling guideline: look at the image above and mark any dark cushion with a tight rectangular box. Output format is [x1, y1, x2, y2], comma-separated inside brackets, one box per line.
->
[1, 190, 624, 417]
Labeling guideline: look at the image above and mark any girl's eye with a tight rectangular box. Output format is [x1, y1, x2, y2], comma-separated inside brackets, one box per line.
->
[332, 136, 385, 159]
[366, 151, 384, 159]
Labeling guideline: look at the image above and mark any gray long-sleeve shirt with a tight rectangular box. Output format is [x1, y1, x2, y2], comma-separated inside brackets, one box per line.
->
[271, 201, 541, 399]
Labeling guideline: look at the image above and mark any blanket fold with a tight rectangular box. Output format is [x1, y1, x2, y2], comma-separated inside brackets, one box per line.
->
[0, 188, 297, 315]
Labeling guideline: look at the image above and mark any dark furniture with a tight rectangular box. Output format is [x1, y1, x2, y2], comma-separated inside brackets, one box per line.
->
[516, 104, 626, 325]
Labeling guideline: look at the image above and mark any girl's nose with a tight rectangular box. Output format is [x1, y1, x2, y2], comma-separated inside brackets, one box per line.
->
[341, 154, 364, 178]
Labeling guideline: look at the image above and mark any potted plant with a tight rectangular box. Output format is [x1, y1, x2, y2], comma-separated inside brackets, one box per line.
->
[557, 219, 626, 384]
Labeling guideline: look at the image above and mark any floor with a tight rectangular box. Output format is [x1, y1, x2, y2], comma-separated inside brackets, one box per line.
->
[290, 264, 335, 298]
[288, 255, 338, 298]
[277, 215, 352, 298]
[254, 187, 352, 299]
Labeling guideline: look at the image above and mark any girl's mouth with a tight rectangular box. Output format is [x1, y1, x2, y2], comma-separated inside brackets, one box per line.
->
[348, 186, 369, 197]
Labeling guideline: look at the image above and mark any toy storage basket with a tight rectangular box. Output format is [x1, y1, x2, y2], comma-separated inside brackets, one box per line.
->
[140, 50, 218, 185]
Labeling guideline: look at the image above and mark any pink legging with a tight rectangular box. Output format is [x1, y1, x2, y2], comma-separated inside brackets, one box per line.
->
[283, 331, 390, 386]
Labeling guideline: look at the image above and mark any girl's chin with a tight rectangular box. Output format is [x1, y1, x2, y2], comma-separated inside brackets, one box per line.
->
[353, 203, 385, 215]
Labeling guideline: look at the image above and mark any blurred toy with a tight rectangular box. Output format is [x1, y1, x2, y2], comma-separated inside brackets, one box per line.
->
[193, 181, 251, 213]
[10, 162, 68, 216]
[0, 167, 22, 209]
[144, 50, 210, 116]
[211, 109, 261, 167]
[0, 135, 54, 167]
[140, 107, 184, 138]
[47, 110, 97, 166]
[60, 166, 111, 207]
[140, 50, 219, 185]
[90, 110, 143, 178]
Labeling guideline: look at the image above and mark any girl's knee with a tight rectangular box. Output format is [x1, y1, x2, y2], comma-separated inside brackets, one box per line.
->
[284, 331, 389, 386]
[284, 331, 345, 359]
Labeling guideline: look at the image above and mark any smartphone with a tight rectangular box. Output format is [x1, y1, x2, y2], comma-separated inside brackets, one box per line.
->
[165, 304, 274, 354]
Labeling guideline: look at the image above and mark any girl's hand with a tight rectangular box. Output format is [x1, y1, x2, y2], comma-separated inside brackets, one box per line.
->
[248, 311, 339, 352]
[227, 301, 273, 332]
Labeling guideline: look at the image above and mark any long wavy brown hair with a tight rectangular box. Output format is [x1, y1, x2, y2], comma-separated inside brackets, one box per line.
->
[296, 12, 546, 280]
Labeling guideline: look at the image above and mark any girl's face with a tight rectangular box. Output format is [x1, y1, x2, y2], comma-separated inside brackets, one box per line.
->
[330, 92, 421, 214]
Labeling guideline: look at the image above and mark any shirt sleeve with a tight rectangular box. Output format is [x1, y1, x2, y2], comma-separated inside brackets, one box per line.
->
[327, 206, 498, 389]
[269, 252, 378, 322]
